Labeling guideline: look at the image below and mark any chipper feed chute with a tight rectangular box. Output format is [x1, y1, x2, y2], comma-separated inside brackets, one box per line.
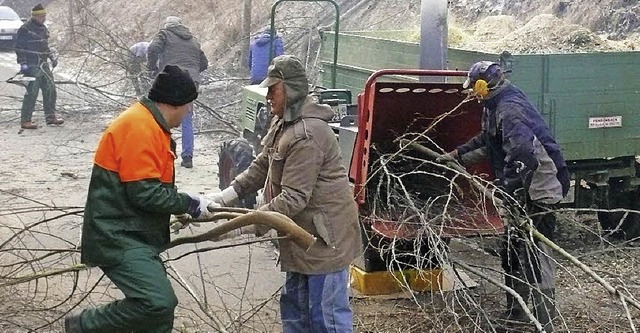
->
[347, 70, 504, 295]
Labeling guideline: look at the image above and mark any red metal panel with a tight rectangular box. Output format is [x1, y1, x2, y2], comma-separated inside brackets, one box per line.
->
[350, 69, 504, 238]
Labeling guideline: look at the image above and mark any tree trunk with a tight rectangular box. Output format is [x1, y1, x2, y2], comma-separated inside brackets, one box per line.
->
[67, 0, 76, 43]
[241, 0, 252, 69]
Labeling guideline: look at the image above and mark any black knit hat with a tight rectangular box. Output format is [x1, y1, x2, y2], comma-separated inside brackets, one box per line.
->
[148, 65, 198, 106]
[32, 4, 46, 15]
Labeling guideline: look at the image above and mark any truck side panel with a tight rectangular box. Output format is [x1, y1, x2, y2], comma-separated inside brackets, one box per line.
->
[321, 31, 640, 162]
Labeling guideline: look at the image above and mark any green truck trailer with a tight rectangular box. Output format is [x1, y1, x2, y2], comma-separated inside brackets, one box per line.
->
[319, 30, 640, 239]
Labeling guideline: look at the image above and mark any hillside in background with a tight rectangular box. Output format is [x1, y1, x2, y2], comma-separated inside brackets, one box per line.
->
[34, 0, 640, 74]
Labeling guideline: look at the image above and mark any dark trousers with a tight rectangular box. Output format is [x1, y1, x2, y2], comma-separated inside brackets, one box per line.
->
[501, 201, 557, 292]
[21, 64, 57, 123]
[80, 248, 178, 333]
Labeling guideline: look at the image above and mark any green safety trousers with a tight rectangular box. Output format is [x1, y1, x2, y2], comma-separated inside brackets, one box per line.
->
[21, 64, 57, 123]
[80, 248, 178, 333]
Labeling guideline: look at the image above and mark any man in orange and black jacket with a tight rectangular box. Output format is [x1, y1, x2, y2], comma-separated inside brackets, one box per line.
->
[64, 65, 216, 333]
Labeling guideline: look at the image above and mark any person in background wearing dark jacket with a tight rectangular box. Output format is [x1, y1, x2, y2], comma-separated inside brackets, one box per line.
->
[64, 65, 217, 333]
[147, 16, 208, 168]
[444, 61, 569, 333]
[248, 26, 284, 84]
[14, 3, 63, 130]
[209, 55, 362, 332]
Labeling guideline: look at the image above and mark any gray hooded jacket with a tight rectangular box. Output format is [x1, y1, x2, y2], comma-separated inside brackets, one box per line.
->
[147, 23, 208, 83]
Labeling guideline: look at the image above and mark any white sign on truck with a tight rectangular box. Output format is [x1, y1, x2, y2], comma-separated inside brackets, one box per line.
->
[588, 116, 622, 129]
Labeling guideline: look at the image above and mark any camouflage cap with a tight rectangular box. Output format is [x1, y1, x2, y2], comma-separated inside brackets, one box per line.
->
[259, 55, 307, 88]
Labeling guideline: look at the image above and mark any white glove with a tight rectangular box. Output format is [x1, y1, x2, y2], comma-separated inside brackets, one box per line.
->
[172, 196, 221, 234]
[186, 195, 218, 220]
[204, 186, 239, 207]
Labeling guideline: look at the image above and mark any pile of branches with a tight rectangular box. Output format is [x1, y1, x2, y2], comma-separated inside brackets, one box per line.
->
[0, 195, 314, 332]
[352, 113, 639, 332]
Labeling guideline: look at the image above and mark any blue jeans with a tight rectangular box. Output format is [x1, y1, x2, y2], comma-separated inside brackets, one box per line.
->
[181, 106, 194, 159]
[280, 269, 353, 333]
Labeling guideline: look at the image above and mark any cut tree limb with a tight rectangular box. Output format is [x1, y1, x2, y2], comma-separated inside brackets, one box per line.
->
[405, 140, 640, 312]
[168, 210, 315, 251]
[2, 209, 314, 287]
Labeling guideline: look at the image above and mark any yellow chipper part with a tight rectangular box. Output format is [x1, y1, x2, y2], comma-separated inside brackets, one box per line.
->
[350, 265, 443, 296]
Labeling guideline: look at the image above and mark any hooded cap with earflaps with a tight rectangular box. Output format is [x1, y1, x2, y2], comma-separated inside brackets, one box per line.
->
[259, 55, 309, 122]
[32, 4, 46, 15]
[148, 65, 198, 106]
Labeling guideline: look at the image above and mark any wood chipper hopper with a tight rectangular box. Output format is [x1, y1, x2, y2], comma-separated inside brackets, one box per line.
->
[341, 69, 505, 295]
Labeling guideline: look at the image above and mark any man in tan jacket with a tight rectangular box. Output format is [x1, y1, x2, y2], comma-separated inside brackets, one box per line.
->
[211, 55, 362, 332]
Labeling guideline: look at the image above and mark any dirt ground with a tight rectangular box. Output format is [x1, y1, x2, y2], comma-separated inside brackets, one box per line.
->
[1, 54, 640, 332]
[0, 51, 287, 332]
[349, 215, 640, 333]
[1, 5, 640, 326]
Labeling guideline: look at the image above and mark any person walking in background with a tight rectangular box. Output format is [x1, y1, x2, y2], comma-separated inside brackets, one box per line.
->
[14, 3, 63, 130]
[147, 16, 208, 168]
[248, 26, 284, 84]
[64, 65, 216, 333]
[210, 55, 361, 332]
[128, 41, 150, 95]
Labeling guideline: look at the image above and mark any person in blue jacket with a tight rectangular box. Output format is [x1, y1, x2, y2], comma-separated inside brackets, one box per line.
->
[446, 61, 569, 333]
[248, 27, 284, 84]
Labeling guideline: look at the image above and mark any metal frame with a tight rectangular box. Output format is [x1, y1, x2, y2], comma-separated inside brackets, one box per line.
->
[352, 69, 468, 204]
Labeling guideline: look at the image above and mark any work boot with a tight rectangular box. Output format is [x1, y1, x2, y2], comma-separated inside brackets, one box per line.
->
[181, 156, 193, 168]
[46, 115, 65, 125]
[64, 312, 83, 333]
[499, 275, 530, 323]
[533, 288, 556, 333]
[21, 121, 38, 129]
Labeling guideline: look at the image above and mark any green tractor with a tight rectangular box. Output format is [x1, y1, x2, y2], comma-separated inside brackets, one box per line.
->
[217, 0, 353, 208]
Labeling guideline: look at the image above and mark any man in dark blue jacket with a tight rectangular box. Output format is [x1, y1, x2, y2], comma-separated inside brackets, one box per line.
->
[14, 4, 63, 129]
[450, 61, 569, 332]
[248, 27, 284, 84]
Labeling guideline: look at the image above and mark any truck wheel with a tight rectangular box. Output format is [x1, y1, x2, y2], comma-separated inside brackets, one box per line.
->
[597, 190, 640, 240]
[218, 139, 256, 209]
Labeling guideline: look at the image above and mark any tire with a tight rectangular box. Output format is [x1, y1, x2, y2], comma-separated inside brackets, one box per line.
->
[217, 138, 256, 209]
[597, 187, 640, 240]
[252, 105, 273, 155]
